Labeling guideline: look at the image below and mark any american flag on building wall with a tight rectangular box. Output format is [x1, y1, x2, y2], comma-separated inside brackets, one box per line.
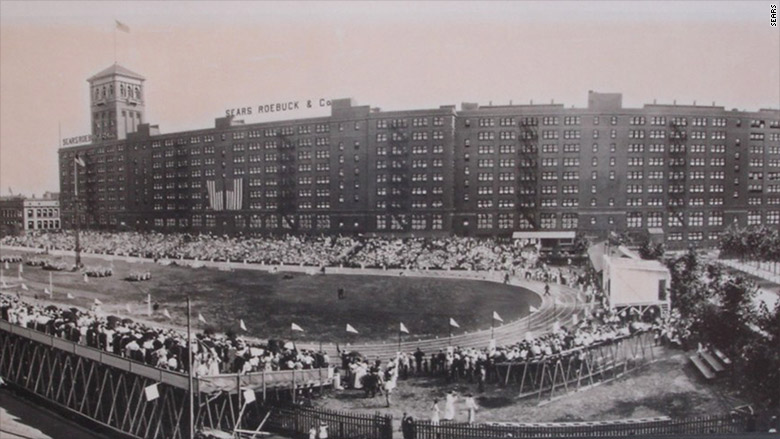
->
[206, 178, 243, 211]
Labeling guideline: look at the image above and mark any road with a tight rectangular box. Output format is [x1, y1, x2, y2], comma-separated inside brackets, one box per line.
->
[0, 388, 110, 439]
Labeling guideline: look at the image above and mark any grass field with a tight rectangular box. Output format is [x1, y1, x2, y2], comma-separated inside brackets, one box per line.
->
[2, 250, 537, 343]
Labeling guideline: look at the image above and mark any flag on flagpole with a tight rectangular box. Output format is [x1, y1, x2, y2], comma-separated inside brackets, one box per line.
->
[198, 313, 206, 324]
[44, 288, 52, 296]
[291, 323, 304, 332]
[529, 305, 539, 313]
[399, 322, 409, 334]
[493, 311, 504, 322]
[20, 283, 28, 291]
[18, 264, 23, 274]
[115, 20, 130, 33]
[449, 318, 460, 328]
[163, 309, 172, 319]
[243, 388, 256, 405]
[144, 383, 159, 401]
[75, 154, 86, 167]
[66, 293, 74, 299]
[94, 298, 102, 305]
[239, 319, 247, 331]
[346, 324, 359, 334]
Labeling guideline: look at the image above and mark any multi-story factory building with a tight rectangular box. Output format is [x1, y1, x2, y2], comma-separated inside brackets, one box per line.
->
[58, 64, 780, 247]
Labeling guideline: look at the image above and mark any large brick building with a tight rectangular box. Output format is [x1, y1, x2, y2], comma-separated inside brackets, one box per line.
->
[58, 64, 780, 247]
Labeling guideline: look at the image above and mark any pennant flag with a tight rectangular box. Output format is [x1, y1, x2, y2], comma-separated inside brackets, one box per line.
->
[125, 304, 132, 314]
[163, 309, 172, 319]
[449, 318, 460, 328]
[44, 288, 52, 296]
[115, 20, 130, 33]
[66, 293, 75, 299]
[239, 319, 248, 331]
[20, 283, 28, 291]
[493, 311, 504, 322]
[74, 154, 86, 167]
[94, 298, 102, 305]
[291, 322, 304, 332]
[144, 383, 159, 401]
[529, 305, 539, 313]
[83, 274, 89, 283]
[198, 313, 206, 324]
[346, 324, 359, 334]
[399, 322, 409, 334]
[243, 388, 256, 405]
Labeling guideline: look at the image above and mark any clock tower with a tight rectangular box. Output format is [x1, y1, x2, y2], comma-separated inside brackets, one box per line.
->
[87, 63, 146, 141]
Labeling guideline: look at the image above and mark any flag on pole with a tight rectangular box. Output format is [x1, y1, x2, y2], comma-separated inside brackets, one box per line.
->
[18, 264, 23, 274]
[346, 324, 358, 334]
[74, 154, 86, 167]
[66, 293, 74, 299]
[20, 283, 28, 291]
[449, 318, 460, 328]
[493, 311, 504, 323]
[115, 20, 130, 33]
[198, 313, 206, 324]
[239, 319, 247, 331]
[94, 298, 102, 305]
[291, 323, 304, 332]
[44, 288, 52, 296]
[163, 309, 172, 319]
[144, 383, 159, 401]
[243, 388, 256, 405]
[529, 305, 539, 313]
[399, 322, 409, 334]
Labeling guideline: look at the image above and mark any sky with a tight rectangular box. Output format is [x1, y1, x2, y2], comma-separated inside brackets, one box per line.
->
[1, 1, 778, 197]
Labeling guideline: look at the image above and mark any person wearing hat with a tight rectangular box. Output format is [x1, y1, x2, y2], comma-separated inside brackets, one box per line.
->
[318, 420, 328, 439]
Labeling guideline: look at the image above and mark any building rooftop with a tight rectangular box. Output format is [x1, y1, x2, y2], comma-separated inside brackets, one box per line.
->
[88, 63, 145, 82]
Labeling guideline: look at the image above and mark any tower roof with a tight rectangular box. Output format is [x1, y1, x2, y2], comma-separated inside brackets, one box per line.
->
[88, 63, 145, 82]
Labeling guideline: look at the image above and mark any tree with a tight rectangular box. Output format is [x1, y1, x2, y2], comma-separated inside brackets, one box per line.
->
[667, 248, 711, 319]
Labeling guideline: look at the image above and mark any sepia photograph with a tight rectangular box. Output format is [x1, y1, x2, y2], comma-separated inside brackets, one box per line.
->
[0, 1, 778, 438]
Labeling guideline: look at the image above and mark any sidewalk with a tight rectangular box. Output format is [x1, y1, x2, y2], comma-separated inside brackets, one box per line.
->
[718, 259, 780, 285]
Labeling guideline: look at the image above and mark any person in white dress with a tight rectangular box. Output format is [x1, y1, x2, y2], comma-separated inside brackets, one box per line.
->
[443, 391, 456, 421]
[464, 394, 478, 424]
[431, 399, 441, 425]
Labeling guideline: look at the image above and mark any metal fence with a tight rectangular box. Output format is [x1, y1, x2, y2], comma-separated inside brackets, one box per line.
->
[413, 413, 747, 439]
[254, 403, 394, 439]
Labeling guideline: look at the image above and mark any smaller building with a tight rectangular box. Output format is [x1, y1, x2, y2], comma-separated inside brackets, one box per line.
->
[0, 193, 60, 236]
[0, 196, 25, 236]
[602, 256, 671, 312]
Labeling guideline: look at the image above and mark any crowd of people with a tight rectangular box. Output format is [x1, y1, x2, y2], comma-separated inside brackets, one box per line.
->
[1, 231, 545, 272]
[0, 292, 330, 377]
